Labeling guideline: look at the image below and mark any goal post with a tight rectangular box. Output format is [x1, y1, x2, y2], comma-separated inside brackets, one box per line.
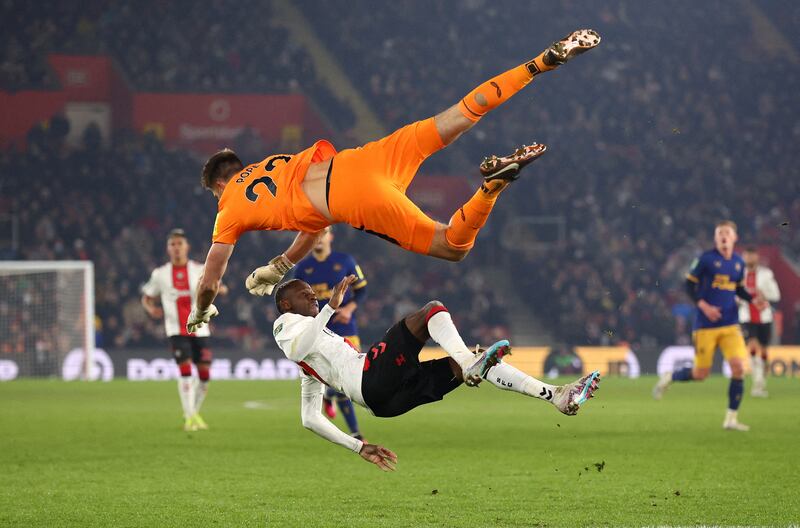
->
[0, 261, 95, 380]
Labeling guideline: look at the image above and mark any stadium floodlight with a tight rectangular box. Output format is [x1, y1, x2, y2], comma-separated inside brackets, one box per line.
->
[0, 261, 95, 380]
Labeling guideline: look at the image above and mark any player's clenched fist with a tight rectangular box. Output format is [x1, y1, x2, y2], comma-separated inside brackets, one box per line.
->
[246, 254, 295, 296]
[186, 304, 219, 333]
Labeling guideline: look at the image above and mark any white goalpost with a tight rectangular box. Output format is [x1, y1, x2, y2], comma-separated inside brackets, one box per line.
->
[0, 261, 95, 380]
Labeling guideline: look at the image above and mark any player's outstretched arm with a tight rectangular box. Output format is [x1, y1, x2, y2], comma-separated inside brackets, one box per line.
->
[286, 230, 325, 263]
[288, 304, 337, 361]
[246, 231, 325, 296]
[300, 376, 366, 453]
[197, 242, 233, 308]
[188, 242, 233, 332]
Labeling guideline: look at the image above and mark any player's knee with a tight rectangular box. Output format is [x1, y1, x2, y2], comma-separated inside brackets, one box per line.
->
[430, 245, 468, 261]
[403, 301, 447, 343]
[729, 361, 745, 378]
[197, 362, 210, 381]
[443, 247, 469, 262]
[410, 300, 445, 322]
[429, 227, 470, 261]
[693, 368, 710, 380]
[178, 361, 192, 377]
[424, 300, 445, 311]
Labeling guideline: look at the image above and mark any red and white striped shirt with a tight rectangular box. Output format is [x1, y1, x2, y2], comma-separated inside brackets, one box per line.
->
[142, 260, 209, 337]
[738, 265, 780, 324]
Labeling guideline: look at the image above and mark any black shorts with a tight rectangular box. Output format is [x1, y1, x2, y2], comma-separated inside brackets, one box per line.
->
[360, 319, 462, 418]
[169, 336, 212, 364]
[741, 323, 771, 347]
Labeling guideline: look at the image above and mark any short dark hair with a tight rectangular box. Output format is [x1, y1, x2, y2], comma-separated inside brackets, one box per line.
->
[274, 279, 305, 313]
[167, 228, 187, 241]
[201, 148, 244, 190]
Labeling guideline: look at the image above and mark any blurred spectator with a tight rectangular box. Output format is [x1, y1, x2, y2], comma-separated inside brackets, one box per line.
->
[1, 128, 509, 350]
[0, 0, 354, 128]
[2, 0, 799, 349]
[302, 0, 800, 345]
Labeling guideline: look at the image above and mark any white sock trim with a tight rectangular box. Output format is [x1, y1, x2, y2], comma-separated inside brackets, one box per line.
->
[178, 376, 195, 419]
[486, 363, 557, 401]
[194, 379, 209, 414]
[752, 355, 765, 388]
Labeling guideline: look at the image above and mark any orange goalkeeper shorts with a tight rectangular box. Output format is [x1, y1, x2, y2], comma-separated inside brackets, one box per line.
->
[327, 117, 445, 254]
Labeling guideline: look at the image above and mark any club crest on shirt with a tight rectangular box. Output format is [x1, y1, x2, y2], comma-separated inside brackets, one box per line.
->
[304, 268, 314, 274]
[273, 323, 283, 336]
[735, 263, 742, 271]
[714, 260, 721, 268]
[333, 263, 342, 271]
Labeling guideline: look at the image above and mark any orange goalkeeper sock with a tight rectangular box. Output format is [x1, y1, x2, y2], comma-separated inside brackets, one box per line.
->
[458, 52, 554, 123]
[445, 184, 503, 249]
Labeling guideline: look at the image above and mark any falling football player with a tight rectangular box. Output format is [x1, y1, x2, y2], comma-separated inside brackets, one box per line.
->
[267, 275, 600, 470]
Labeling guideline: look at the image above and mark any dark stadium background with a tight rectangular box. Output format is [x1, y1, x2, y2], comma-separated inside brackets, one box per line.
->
[1, 0, 798, 379]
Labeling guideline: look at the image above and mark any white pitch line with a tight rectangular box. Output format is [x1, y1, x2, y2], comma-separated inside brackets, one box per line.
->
[243, 400, 274, 410]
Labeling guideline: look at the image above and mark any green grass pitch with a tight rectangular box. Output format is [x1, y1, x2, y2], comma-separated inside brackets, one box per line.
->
[1, 377, 798, 527]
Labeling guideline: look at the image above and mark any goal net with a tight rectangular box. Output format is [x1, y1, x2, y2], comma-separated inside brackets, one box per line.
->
[0, 261, 94, 380]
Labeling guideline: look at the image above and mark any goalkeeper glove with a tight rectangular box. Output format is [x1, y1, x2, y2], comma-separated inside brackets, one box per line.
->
[186, 304, 219, 334]
[246, 254, 295, 296]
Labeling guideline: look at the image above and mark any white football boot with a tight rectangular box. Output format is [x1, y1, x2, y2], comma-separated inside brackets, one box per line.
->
[552, 371, 601, 416]
[462, 340, 511, 387]
[723, 410, 750, 431]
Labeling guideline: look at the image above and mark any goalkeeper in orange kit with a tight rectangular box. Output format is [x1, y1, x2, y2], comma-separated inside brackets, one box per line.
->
[187, 30, 601, 331]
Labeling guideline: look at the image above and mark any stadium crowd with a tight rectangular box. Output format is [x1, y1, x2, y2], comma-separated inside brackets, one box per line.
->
[2, 0, 799, 353]
[304, 0, 800, 346]
[0, 0, 354, 130]
[1, 123, 508, 351]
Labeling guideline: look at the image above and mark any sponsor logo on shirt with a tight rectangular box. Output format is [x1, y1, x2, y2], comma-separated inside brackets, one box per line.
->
[711, 274, 736, 291]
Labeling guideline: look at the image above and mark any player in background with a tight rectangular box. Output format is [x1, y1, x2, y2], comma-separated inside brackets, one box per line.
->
[142, 229, 228, 431]
[256, 275, 601, 470]
[294, 227, 367, 440]
[653, 221, 764, 431]
[738, 247, 780, 397]
[187, 29, 602, 330]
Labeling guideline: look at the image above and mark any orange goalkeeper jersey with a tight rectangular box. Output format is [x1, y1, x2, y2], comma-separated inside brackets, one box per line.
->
[212, 140, 337, 245]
